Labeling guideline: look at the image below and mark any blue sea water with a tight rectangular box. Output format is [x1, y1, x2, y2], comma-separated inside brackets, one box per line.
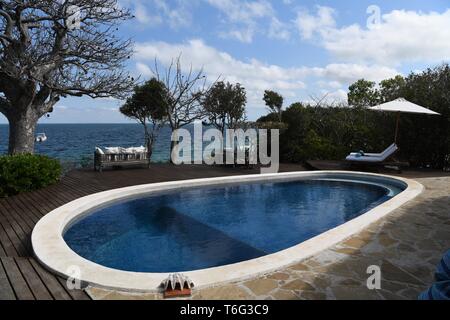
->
[64, 179, 398, 273]
[0, 124, 175, 164]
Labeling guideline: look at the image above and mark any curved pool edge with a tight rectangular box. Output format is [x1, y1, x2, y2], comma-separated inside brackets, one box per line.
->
[31, 171, 424, 293]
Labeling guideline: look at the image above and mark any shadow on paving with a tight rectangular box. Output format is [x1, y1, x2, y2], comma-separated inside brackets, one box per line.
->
[300, 194, 450, 300]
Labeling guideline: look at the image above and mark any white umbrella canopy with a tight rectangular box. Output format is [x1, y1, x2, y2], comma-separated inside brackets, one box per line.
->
[368, 98, 441, 143]
[369, 98, 440, 115]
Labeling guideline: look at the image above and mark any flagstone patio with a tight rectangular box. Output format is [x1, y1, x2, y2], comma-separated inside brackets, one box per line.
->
[86, 175, 450, 300]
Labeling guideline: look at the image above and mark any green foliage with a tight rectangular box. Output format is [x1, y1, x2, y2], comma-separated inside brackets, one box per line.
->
[120, 78, 168, 122]
[348, 79, 380, 107]
[263, 90, 284, 121]
[275, 104, 389, 163]
[203, 81, 247, 133]
[120, 78, 168, 157]
[0, 154, 61, 197]
[259, 64, 450, 169]
[347, 64, 450, 168]
[379, 75, 406, 102]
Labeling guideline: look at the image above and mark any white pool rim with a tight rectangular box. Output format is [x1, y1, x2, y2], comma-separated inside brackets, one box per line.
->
[32, 171, 423, 293]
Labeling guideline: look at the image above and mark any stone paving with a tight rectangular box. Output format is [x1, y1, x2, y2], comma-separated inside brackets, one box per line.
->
[86, 176, 450, 300]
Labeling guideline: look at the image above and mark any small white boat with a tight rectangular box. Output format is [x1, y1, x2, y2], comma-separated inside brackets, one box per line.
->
[36, 133, 47, 143]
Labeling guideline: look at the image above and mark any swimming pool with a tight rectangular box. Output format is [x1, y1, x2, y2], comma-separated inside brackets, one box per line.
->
[64, 178, 402, 273]
[32, 171, 423, 291]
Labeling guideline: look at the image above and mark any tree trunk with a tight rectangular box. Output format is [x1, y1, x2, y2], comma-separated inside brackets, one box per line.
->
[7, 109, 39, 155]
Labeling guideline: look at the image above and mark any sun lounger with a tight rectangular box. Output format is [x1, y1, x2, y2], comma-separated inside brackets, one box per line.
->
[345, 143, 409, 173]
[346, 143, 398, 163]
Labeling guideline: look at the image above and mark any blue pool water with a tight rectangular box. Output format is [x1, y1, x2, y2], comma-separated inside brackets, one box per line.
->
[64, 178, 403, 273]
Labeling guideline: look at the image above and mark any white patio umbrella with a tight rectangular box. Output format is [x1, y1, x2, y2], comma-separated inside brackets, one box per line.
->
[369, 98, 440, 143]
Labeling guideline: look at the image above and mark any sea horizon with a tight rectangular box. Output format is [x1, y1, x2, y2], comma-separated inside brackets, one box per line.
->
[0, 123, 174, 165]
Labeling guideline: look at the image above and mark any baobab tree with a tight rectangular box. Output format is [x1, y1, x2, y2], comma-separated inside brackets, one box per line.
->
[0, 0, 135, 154]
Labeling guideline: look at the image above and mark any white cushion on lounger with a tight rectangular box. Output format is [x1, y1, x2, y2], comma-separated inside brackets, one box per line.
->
[124, 146, 147, 153]
[104, 147, 121, 154]
[346, 144, 398, 162]
[346, 155, 384, 162]
[363, 143, 397, 157]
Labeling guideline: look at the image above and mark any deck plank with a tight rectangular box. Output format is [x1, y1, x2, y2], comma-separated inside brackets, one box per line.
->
[15, 258, 53, 300]
[1, 257, 34, 300]
[0, 223, 18, 257]
[0, 164, 305, 300]
[0, 258, 16, 300]
[57, 277, 91, 300]
[28, 259, 72, 300]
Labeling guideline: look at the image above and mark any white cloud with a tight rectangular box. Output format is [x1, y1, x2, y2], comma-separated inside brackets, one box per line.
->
[153, 0, 192, 29]
[297, 7, 450, 65]
[133, 2, 163, 26]
[134, 39, 399, 107]
[123, 0, 192, 29]
[268, 18, 291, 41]
[206, 0, 287, 43]
[206, 0, 273, 23]
[295, 6, 336, 40]
[136, 62, 153, 77]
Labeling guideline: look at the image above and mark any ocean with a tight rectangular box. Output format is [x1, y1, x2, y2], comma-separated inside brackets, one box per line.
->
[0, 124, 175, 166]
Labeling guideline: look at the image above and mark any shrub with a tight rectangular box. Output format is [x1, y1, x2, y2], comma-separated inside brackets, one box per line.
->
[0, 154, 61, 197]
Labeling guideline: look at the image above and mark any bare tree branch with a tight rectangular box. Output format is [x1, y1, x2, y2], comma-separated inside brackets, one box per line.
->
[0, 0, 136, 154]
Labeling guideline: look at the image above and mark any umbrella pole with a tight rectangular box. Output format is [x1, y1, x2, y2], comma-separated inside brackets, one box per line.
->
[394, 112, 400, 144]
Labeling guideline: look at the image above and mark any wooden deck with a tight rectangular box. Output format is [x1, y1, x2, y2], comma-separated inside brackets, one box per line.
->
[0, 163, 305, 300]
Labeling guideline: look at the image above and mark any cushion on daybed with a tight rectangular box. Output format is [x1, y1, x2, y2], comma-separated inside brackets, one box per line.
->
[101, 146, 147, 154]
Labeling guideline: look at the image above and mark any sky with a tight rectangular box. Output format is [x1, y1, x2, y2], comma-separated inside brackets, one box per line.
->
[1, 0, 450, 124]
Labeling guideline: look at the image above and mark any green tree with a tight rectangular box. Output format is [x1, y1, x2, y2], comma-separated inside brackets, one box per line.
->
[347, 79, 380, 107]
[398, 64, 450, 168]
[263, 90, 284, 121]
[379, 75, 406, 102]
[203, 81, 247, 135]
[120, 79, 167, 160]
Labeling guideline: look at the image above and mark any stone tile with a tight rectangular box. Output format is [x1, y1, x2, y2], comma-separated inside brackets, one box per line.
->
[289, 262, 310, 271]
[271, 289, 300, 300]
[332, 247, 361, 255]
[266, 272, 290, 281]
[377, 290, 405, 300]
[338, 279, 362, 287]
[381, 260, 425, 286]
[397, 243, 416, 253]
[398, 287, 423, 300]
[299, 291, 327, 300]
[102, 291, 160, 300]
[192, 285, 253, 300]
[243, 279, 279, 296]
[380, 280, 408, 294]
[341, 238, 368, 249]
[378, 233, 398, 247]
[355, 230, 376, 242]
[331, 286, 381, 300]
[281, 279, 315, 291]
